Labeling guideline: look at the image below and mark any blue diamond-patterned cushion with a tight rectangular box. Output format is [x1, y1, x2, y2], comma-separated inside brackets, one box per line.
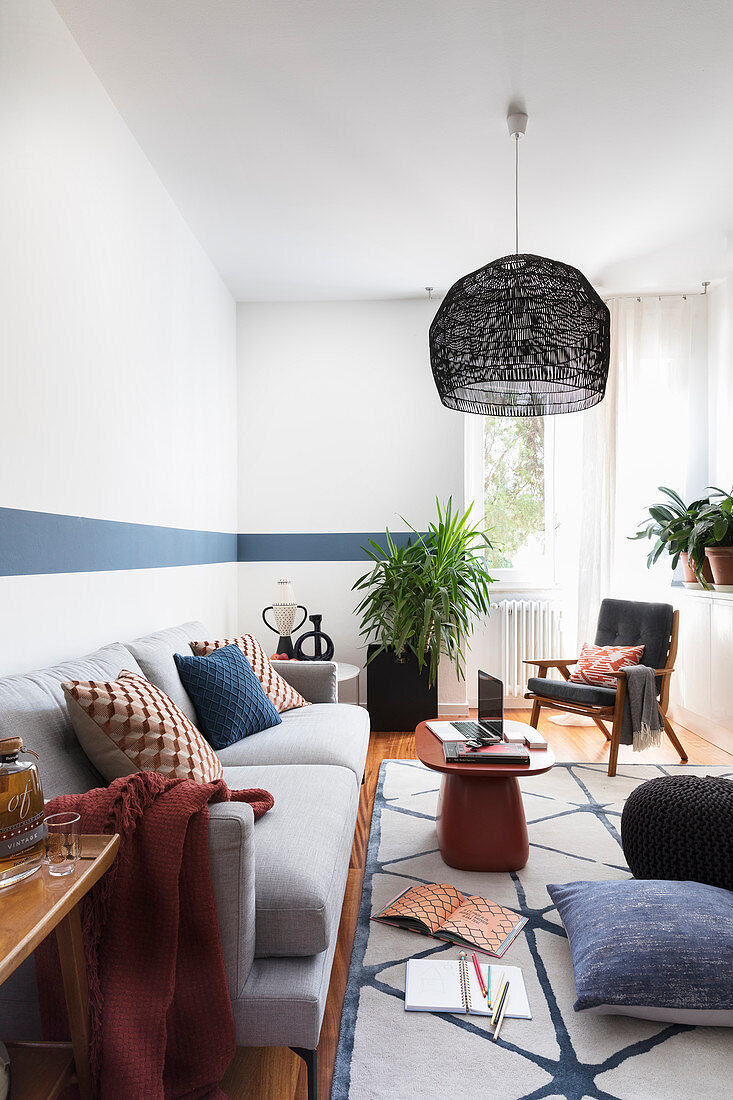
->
[173, 644, 281, 749]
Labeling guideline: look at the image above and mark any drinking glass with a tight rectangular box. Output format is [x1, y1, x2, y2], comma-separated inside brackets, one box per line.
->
[45, 811, 81, 876]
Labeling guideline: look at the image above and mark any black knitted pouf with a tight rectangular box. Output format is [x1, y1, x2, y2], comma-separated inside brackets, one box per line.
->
[621, 775, 733, 891]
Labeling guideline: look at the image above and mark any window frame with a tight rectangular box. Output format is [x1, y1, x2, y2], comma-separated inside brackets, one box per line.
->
[464, 412, 557, 588]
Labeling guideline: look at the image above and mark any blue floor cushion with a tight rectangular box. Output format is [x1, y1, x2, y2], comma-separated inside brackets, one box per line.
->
[548, 878, 733, 1026]
[174, 644, 281, 749]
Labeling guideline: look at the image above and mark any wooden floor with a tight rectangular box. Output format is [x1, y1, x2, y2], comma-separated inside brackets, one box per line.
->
[220, 711, 733, 1099]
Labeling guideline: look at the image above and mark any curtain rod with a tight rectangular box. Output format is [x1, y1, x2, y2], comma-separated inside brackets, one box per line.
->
[603, 282, 710, 303]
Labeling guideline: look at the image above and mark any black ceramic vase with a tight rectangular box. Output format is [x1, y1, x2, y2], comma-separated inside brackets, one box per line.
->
[294, 614, 335, 661]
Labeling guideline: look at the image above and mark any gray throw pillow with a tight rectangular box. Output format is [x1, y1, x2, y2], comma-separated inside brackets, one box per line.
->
[548, 878, 733, 1026]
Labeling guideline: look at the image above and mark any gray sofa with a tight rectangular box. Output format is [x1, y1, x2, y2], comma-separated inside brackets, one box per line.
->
[0, 621, 370, 1098]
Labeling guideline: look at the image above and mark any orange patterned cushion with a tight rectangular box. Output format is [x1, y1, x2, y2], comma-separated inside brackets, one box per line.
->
[62, 671, 223, 783]
[570, 642, 645, 687]
[189, 634, 309, 713]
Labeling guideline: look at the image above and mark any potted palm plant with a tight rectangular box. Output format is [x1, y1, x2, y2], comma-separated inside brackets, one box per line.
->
[631, 487, 713, 586]
[688, 487, 733, 589]
[353, 499, 495, 731]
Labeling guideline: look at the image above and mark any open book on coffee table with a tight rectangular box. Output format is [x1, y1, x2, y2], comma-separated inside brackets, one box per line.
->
[371, 882, 527, 957]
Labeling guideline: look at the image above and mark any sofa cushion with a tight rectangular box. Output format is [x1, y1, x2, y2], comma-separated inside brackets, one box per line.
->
[190, 635, 308, 713]
[548, 878, 733, 1025]
[221, 763, 358, 957]
[174, 646, 281, 748]
[216, 703, 369, 782]
[63, 670, 223, 783]
[126, 621, 209, 722]
[526, 676, 617, 708]
[0, 643, 143, 799]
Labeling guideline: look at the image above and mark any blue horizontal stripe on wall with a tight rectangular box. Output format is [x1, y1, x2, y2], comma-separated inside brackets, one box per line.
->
[0, 509, 424, 576]
[237, 531, 422, 562]
[0, 508, 237, 577]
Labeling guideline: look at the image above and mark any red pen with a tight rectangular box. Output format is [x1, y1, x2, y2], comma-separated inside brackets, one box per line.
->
[471, 951, 487, 998]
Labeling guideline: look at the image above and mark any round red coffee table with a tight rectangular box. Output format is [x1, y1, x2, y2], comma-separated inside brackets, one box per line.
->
[414, 720, 555, 872]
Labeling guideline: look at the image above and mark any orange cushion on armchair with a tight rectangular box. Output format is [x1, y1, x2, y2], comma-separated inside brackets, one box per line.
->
[569, 642, 645, 687]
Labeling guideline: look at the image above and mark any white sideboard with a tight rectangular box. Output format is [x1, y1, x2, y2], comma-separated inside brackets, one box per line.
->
[671, 589, 733, 753]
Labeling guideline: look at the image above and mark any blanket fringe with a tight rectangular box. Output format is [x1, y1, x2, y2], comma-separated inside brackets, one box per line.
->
[633, 722, 663, 752]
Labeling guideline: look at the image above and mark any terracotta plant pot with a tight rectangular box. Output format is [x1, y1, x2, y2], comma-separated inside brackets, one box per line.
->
[681, 551, 714, 587]
[704, 546, 733, 589]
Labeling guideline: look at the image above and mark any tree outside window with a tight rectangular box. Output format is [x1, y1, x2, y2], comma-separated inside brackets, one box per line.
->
[482, 417, 547, 571]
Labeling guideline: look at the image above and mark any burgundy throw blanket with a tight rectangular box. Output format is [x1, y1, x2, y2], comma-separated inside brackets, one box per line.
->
[36, 773, 274, 1100]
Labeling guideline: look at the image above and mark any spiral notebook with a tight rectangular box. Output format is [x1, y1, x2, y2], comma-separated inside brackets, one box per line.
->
[404, 958, 530, 1018]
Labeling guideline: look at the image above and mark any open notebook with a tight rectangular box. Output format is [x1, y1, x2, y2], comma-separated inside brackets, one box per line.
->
[371, 882, 527, 956]
[405, 958, 531, 1018]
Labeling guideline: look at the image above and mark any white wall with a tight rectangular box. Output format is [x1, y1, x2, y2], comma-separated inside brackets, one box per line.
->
[0, 565, 235, 675]
[237, 299, 464, 702]
[708, 276, 733, 487]
[237, 299, 463, 531]
[0, 0, 238, 674]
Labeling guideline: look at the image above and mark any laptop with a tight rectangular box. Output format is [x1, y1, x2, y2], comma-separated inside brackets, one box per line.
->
[427, 671, 504, 743]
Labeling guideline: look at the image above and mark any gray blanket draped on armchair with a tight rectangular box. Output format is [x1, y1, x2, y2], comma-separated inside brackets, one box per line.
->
[620, 664, 663, 749]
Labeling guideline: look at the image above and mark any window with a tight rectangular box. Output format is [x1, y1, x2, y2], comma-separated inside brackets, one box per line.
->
[465, 414, 556, 584]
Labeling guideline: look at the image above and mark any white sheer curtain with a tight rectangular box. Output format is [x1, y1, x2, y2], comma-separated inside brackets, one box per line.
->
[576, 295, 707, 647]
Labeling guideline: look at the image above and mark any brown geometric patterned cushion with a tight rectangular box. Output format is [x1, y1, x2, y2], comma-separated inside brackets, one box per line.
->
[189, 634, 308, 713]
[62, 670, 223, 784]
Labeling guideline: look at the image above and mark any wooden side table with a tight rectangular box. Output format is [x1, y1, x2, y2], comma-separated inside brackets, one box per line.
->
[0, 833, 119, 1100]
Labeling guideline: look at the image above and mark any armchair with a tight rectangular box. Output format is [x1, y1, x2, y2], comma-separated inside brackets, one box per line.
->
[524, 598, 687, 777]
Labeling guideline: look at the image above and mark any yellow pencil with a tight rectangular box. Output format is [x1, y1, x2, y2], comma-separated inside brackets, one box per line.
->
[493, 979, 511, 1041]
[490, 970, 506, 1026]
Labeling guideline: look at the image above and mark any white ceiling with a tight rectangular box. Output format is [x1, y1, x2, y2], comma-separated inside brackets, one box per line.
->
[54, 0, 733, 300]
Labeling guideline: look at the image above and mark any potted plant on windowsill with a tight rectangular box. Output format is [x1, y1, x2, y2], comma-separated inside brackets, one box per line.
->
[630, 486, 713, 587]
[688, 487, 733, 589]
[353, 498, 495, 731]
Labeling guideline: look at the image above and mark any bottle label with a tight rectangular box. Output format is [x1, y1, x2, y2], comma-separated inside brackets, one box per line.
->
[0, 812, 48, 858]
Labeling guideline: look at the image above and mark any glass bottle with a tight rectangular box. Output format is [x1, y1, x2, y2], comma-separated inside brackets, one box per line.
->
[0, 736, 47, 888]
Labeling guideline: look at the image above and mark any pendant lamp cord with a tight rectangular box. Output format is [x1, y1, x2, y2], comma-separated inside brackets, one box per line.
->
[514, 133, 519, 255]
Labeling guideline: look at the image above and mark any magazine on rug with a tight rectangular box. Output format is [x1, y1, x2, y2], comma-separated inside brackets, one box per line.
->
[371, 882, 527, 956]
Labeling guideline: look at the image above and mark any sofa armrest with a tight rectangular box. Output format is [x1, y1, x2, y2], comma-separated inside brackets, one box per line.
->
[271, 660, 338, 703]
[208, 800, 256, 999]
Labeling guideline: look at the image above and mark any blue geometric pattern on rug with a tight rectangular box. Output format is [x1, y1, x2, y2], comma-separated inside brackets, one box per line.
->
[332, 761, 733, 1100]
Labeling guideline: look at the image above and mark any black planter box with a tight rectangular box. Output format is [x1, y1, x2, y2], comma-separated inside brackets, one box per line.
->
[366, 645, 438, 732]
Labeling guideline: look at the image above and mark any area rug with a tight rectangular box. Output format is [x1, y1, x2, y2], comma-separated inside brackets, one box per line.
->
[332, 760, 733, 1100]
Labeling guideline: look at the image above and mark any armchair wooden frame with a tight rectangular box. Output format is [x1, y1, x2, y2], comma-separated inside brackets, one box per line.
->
[523, 610, 687, 777]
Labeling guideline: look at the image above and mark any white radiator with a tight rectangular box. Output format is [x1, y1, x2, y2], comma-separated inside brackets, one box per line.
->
[498, 600, 563, 697]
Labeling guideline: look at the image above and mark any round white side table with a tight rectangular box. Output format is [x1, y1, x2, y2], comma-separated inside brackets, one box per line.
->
[335, 662, 361, 706]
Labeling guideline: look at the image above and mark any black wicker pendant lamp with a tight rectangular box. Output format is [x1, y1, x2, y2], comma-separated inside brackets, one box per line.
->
[429, 110, 610, 416]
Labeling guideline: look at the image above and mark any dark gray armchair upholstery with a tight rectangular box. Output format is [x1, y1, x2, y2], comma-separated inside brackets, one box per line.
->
[525, 598, 685, 777]
[526, 599, 674, 704]
[594, 598, 674, 672]
[525, 677, 616, 707]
